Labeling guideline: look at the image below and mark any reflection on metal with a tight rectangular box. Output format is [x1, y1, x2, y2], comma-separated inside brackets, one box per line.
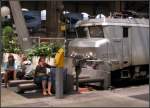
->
[69, 38, 109, 48]
[75, 18, 149, 27]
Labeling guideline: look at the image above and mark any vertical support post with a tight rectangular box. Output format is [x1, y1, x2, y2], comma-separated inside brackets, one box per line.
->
[46, 1, 63, 37]
[103, 63, 111, 89]
[55, 48, 64, 99]
[76, 71, 79, 92]
[55, 67, 63, 98]
[46, 1, 57, 37]
[38, 37, 40, 47]
[0, 1, 3, 73]
[75, 59, 81, 92]
[115, 1, 125, 12]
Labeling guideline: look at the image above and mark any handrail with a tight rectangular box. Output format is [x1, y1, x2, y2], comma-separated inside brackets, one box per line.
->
[30, 37, 65, 40]
[29, 37, 65, 46]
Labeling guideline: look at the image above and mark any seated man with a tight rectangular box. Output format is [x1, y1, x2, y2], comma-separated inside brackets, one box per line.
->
[20, 56, 33, 80]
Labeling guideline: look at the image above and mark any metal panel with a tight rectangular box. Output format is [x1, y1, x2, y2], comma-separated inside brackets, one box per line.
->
[131, 27, 149, 65]
[103, 26, 123, 70]
[68, 38, 109, 48]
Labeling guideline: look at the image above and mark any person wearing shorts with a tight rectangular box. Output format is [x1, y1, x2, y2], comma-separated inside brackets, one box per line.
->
[4, 54, 17, 88]
[34, 57, 54, 96]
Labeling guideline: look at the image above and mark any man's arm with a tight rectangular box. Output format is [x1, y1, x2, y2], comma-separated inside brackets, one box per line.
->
[44, 63, 56, 68]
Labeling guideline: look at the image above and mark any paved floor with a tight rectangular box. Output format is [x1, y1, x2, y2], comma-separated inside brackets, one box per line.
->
[1, 87, 34, 107]
[1, 85, 149, 107]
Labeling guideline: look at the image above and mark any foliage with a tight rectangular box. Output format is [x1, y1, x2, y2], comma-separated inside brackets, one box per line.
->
[2, 26, 22, 53]
[27, 42, 63, 59]
[50, 43, 63, 57]
[27, 42, 51, 59]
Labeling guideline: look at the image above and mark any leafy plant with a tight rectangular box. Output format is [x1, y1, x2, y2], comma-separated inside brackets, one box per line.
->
[50, 43, 63, 57]
[2, 26, 22, 53]
[27, 42, 63, 59]
[27, 42, 50, 59]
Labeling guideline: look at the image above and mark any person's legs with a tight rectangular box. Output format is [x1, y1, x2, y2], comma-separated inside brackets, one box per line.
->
[41, 76, 48, 95]
[4, 72, 8, 88]
[4, 70, 16, 88]
[42, 80, 47, 95]
[47, 81, 52, 95]
[13, 71, 17, 80]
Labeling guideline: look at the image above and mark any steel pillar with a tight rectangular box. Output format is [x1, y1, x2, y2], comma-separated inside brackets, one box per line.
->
[55, 68, 64, 99]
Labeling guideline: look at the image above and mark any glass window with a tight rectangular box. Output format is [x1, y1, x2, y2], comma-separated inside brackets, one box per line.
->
[76, 27, 87, 38]
[89, 26, 104, 38]
[123, 27, 128, 38]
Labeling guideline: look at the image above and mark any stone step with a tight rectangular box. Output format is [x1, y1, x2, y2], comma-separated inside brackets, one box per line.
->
[17, 83, 38, 93]
[9, 80, 33, 87]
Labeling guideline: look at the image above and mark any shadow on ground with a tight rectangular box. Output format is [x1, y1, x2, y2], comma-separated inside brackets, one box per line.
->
[8, 86, 54, 99]
[129, 93, 149, 102]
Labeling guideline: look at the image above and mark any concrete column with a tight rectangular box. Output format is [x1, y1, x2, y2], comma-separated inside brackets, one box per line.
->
[115, 1, 125, 12]
[55, 68, 64, 99]
[103, 63, 111, 90]
[0, 1, 3, 72]
[46, 1, 64, 37]
[57, 1, 64, 37]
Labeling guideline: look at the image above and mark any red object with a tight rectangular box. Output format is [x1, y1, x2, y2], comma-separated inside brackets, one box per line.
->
[79, 87, 90, 93]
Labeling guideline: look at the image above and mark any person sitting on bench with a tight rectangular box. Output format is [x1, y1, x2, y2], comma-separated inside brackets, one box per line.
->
[21, 56, 33, 80]
[4, 54, 17, 88]
[34, 57, 54, 96]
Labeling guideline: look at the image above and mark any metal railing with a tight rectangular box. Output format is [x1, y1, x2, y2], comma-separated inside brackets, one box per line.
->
[29, 37, 65, 46]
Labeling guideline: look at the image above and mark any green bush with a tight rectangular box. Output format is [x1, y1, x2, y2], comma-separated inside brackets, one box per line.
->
[50, 43, 63, 57]
[2, 26, 22, 53]
[27, 42, 63, 59]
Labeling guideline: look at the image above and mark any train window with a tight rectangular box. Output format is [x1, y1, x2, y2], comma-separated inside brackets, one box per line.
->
[123, 27, 128, 38]
[76, 27, 87, 38]
[89, 26, 104, 38]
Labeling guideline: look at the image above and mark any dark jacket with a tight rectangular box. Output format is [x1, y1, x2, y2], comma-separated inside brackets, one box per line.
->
[34, 63, 54, 77]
